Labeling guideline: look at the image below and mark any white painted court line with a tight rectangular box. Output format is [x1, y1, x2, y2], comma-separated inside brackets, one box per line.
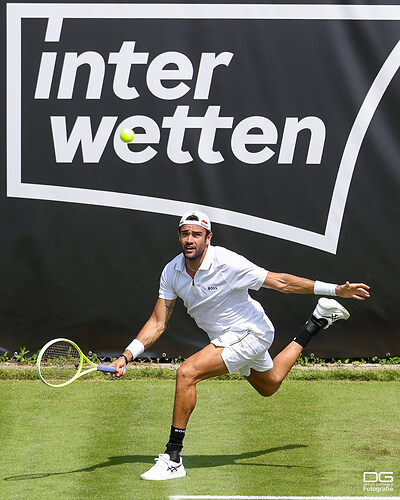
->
[169, 496, 399, 500]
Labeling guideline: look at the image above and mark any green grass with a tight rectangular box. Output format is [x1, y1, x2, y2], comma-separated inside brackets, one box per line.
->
[1, 379, 399, 499]
[1, 364, 400, 381]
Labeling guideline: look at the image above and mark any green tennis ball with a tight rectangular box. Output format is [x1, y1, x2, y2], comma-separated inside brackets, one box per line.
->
[120, 128, 135, 143]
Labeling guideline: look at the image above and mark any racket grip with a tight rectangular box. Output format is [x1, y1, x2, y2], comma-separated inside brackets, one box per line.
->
[98, 365, 116, 373]
[97, 365, 126, 374]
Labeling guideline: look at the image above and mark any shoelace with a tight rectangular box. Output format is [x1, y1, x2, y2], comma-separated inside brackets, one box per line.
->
[155, 455, 180, 472]
[167, 464, 180, 472]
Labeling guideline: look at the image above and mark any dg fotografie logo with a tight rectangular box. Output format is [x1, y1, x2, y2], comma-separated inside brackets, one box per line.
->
[363, 472, 394, 493]
[35, 42, 325, 166]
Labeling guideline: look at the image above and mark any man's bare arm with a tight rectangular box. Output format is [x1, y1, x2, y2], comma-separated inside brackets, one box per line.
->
[133, 298, 176, 354]
[263, 272, 370, 300]
[263, 272, 315, 294]
[111, 298, 176, 374]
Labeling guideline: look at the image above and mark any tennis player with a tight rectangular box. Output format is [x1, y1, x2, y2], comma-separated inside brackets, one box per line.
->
[111, 210, 370, 480]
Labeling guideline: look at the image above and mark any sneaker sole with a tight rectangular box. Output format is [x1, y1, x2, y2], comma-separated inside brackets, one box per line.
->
[319, 297, 350, 320]
[140, 470, 187, 481]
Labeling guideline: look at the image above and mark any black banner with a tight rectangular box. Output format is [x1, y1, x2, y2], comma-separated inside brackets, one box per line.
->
[1, 1, 399, 358]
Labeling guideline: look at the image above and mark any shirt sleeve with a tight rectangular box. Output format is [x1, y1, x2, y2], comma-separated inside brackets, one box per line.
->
[221, 250, 268, 291]
[158, 263, 178, 300]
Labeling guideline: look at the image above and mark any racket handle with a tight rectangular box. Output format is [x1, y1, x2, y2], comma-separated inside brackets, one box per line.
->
[98, 365, 115, 373]
[97, 365, 126, 374]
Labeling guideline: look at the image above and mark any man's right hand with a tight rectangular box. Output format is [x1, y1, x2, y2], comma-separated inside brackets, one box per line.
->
[111, 356, 128, 378]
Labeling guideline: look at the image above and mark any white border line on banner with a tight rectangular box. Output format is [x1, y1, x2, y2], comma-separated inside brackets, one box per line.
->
[6, 4, 400, 253]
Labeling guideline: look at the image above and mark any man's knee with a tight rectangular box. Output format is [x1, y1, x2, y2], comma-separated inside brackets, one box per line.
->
[255, 383, 281, 397]
[247, 369, 282, 397]
[176, 362, 197, 386]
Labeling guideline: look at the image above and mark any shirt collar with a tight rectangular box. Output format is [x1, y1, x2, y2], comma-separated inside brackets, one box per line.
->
[199, 244, 214, 270]
[175, 245, 214, 273]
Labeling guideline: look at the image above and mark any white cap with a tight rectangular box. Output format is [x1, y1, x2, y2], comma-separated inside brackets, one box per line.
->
[179, 210, 211, 232]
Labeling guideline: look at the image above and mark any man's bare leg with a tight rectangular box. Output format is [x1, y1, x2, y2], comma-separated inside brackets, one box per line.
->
[140, 344, 229, 480]
[172, 343, 227, 427]
[164, 343, 228, 461]
[247, 298, 351, 396]
[246, 341, 303, 397]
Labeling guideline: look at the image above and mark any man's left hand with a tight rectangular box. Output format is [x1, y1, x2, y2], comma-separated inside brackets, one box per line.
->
[336, 281, 370, 300]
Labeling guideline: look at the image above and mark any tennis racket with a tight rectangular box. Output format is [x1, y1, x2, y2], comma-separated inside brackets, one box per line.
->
[37, 338, 123, 387]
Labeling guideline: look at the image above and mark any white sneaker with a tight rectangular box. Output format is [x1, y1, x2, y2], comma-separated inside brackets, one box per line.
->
[140, 454, 187, 480]
[313, 298, 350, 329]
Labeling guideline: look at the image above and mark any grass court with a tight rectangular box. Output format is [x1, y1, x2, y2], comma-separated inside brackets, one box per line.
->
[1, 377, 399, 499]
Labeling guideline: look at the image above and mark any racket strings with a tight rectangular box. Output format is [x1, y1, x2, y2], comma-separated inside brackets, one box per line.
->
[38, 341, 83, 385]
[42, 341, 81, 367]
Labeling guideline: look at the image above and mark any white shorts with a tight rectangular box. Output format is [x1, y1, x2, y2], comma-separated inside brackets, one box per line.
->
[211, 330, 274, 377]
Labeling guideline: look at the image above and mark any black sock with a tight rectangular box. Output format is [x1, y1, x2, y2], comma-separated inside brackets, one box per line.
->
[165, 426, 186, 463]
[293, 315, 328, 348]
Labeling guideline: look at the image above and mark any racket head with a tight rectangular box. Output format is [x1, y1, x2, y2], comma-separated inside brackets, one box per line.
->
[37, 338, 85, 387]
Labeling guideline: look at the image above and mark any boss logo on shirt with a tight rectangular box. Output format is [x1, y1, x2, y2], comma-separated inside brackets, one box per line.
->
[208, 286, 218, 291]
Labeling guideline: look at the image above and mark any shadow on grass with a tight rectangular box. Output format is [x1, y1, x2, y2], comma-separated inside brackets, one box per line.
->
[4, 444, 310, 481]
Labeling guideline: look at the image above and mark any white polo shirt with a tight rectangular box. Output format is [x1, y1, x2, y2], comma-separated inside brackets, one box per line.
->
[159, 245, 274, 341]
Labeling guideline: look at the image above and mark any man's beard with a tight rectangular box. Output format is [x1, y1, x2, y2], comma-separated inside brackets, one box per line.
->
[183, 243, 206, 261]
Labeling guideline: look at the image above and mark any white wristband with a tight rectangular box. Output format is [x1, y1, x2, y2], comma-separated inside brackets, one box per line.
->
[125, 339, 145, 360]
[314, 280, 338, 296]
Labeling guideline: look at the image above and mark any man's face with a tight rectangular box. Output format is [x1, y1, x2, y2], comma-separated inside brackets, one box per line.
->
[179, 225, 212, 261]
